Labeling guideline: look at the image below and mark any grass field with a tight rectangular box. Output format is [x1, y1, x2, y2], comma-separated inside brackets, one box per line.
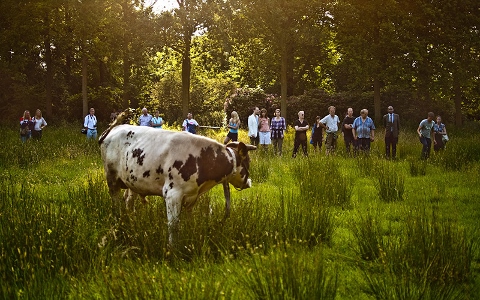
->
[1, 122, 480, 299]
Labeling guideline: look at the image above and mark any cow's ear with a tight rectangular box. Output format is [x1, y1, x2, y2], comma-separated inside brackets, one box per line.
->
[238, 142, 248, 158]
[226, 142, 239, 149]
[246, 144, 257, 151]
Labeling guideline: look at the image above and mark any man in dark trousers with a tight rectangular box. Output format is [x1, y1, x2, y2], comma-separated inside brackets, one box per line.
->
[383, 106, 400, 159]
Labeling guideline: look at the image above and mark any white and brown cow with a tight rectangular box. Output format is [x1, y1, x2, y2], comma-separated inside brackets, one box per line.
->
[99, 124, 256, 244]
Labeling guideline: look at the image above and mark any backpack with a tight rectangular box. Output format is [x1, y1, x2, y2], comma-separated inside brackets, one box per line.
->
[185, 120, 196, 134]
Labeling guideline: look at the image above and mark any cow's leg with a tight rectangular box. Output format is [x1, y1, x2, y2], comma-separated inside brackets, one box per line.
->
[123, 189, 137, 211]
[222, 181, 231, 220]
[106, 177, 125, 218]
[164, 190, 183, 246]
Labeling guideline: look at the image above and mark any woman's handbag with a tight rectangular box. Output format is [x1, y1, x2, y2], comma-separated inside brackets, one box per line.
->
[20, 127, 30, 135]
[442, 134, 449, 142]
[81, 128, 87, 134]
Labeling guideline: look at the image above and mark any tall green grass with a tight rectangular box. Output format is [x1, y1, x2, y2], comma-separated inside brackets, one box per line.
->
[1, 125, 480, 299]
[353, 207, 475, 298]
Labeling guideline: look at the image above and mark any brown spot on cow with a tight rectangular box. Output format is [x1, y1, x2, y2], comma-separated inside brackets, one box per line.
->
[126, 131, 135, 138]
[130, 174, 138, 182]
[174, 155, 197, 182]
[156, 165, 164, 174]
[143, 170, 150, 178]
[197, 146, 232, 185]
[132, 148, 145, 166]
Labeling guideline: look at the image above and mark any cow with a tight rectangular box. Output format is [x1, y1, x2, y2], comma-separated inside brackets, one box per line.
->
[99, 119, 256, 244]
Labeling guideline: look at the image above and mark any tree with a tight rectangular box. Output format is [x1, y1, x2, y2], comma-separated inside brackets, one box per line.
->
[332, 0, 404, 122]
[158, 0, 213, 119]
[226, 0, 329, 119]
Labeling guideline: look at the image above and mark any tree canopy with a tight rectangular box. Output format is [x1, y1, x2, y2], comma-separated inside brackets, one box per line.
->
[1, 0, 478, 125]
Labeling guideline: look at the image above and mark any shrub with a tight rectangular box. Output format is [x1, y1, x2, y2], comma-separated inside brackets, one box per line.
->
[373, 161, 405, 202]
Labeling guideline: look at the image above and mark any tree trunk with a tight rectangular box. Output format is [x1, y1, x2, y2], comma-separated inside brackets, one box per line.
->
[123, 56, 131, 107]
[453, 71, 462, 126]
[374, 77, 381, 123]
[181, 37, 191, 119]
[280, 33, 288, 120]
[44, 22, 53, 119]
[82, 48, 88, 117]
[122, 0, 131, 108]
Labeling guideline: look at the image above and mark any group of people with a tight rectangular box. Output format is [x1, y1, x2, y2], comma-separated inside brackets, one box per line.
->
[22, 105, 448, 160]
[243, 105, 448, 159]
[246, 107, 287, 155]
[19, 109, 48, 142]
[138, 107, 199, 134]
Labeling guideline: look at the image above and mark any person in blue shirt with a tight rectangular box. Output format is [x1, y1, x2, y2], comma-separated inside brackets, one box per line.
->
[139, 108, 152, 126]
[433, 115, 447, 152]
[151, 110, 164, 129]
[352, 108, 375, 154]
[224, 111, 241, 144]
[417, 112, 436, 159]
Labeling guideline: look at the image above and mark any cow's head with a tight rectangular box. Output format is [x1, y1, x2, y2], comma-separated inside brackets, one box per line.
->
[226, 142, 256, 189]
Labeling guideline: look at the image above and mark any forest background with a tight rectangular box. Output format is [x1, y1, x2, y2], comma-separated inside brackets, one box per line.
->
[0, 0, 478, 128]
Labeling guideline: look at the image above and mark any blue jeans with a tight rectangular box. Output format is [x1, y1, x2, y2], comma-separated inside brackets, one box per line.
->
[87, 129, 97, 140]
[20, 131, 31, 143]
[419, 136, 431, 159]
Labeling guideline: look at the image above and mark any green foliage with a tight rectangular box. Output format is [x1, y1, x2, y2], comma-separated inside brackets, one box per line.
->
[408, 157, 428, 176]
[373, 160, 405, 202]
[224, 86, 278, 125]
[1, 125, 480, 299]
[237, 248, 338, 300]
[358, 207, 475, 299]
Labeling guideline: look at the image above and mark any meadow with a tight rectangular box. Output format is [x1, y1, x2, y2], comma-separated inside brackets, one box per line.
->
[1, 122, 480, 299]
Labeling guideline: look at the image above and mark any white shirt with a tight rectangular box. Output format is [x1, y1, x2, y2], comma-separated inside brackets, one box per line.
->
[84, 114, 97, 129]
[320, 114, 340, 133]
[33, 117, 47, 131]
[182, 118, 199, 133]
[248, 114, 259, 137]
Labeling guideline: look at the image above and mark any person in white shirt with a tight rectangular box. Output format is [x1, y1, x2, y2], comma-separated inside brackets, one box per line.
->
[248, 107, 260, 146]
[319, 106, 340, 155]
[83, 107, 98, 140]
[32, 109, 47, 140]
[182, 113, 199, 134]
[151, 110, 164, 129]
[139, 108, 152, 126]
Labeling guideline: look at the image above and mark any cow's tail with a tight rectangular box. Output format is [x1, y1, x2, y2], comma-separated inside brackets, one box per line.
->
[98, 108, 135, 144]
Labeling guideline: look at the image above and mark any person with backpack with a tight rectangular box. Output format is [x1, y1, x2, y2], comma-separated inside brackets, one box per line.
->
[20, 110, 34, 143]
[83, 107, 98, 140]
[182, 113, 199, 134]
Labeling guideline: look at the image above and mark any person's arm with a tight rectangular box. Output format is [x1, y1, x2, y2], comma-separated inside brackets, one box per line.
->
[371, 120, 376, 140]
[432, 126, 436, 144]
[247, 116, 254, 136]
[352, 119, 357, 139]
[41, 118, 47, 129]
[84, 116, 88, 128]
[417, 122, 422, 137]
